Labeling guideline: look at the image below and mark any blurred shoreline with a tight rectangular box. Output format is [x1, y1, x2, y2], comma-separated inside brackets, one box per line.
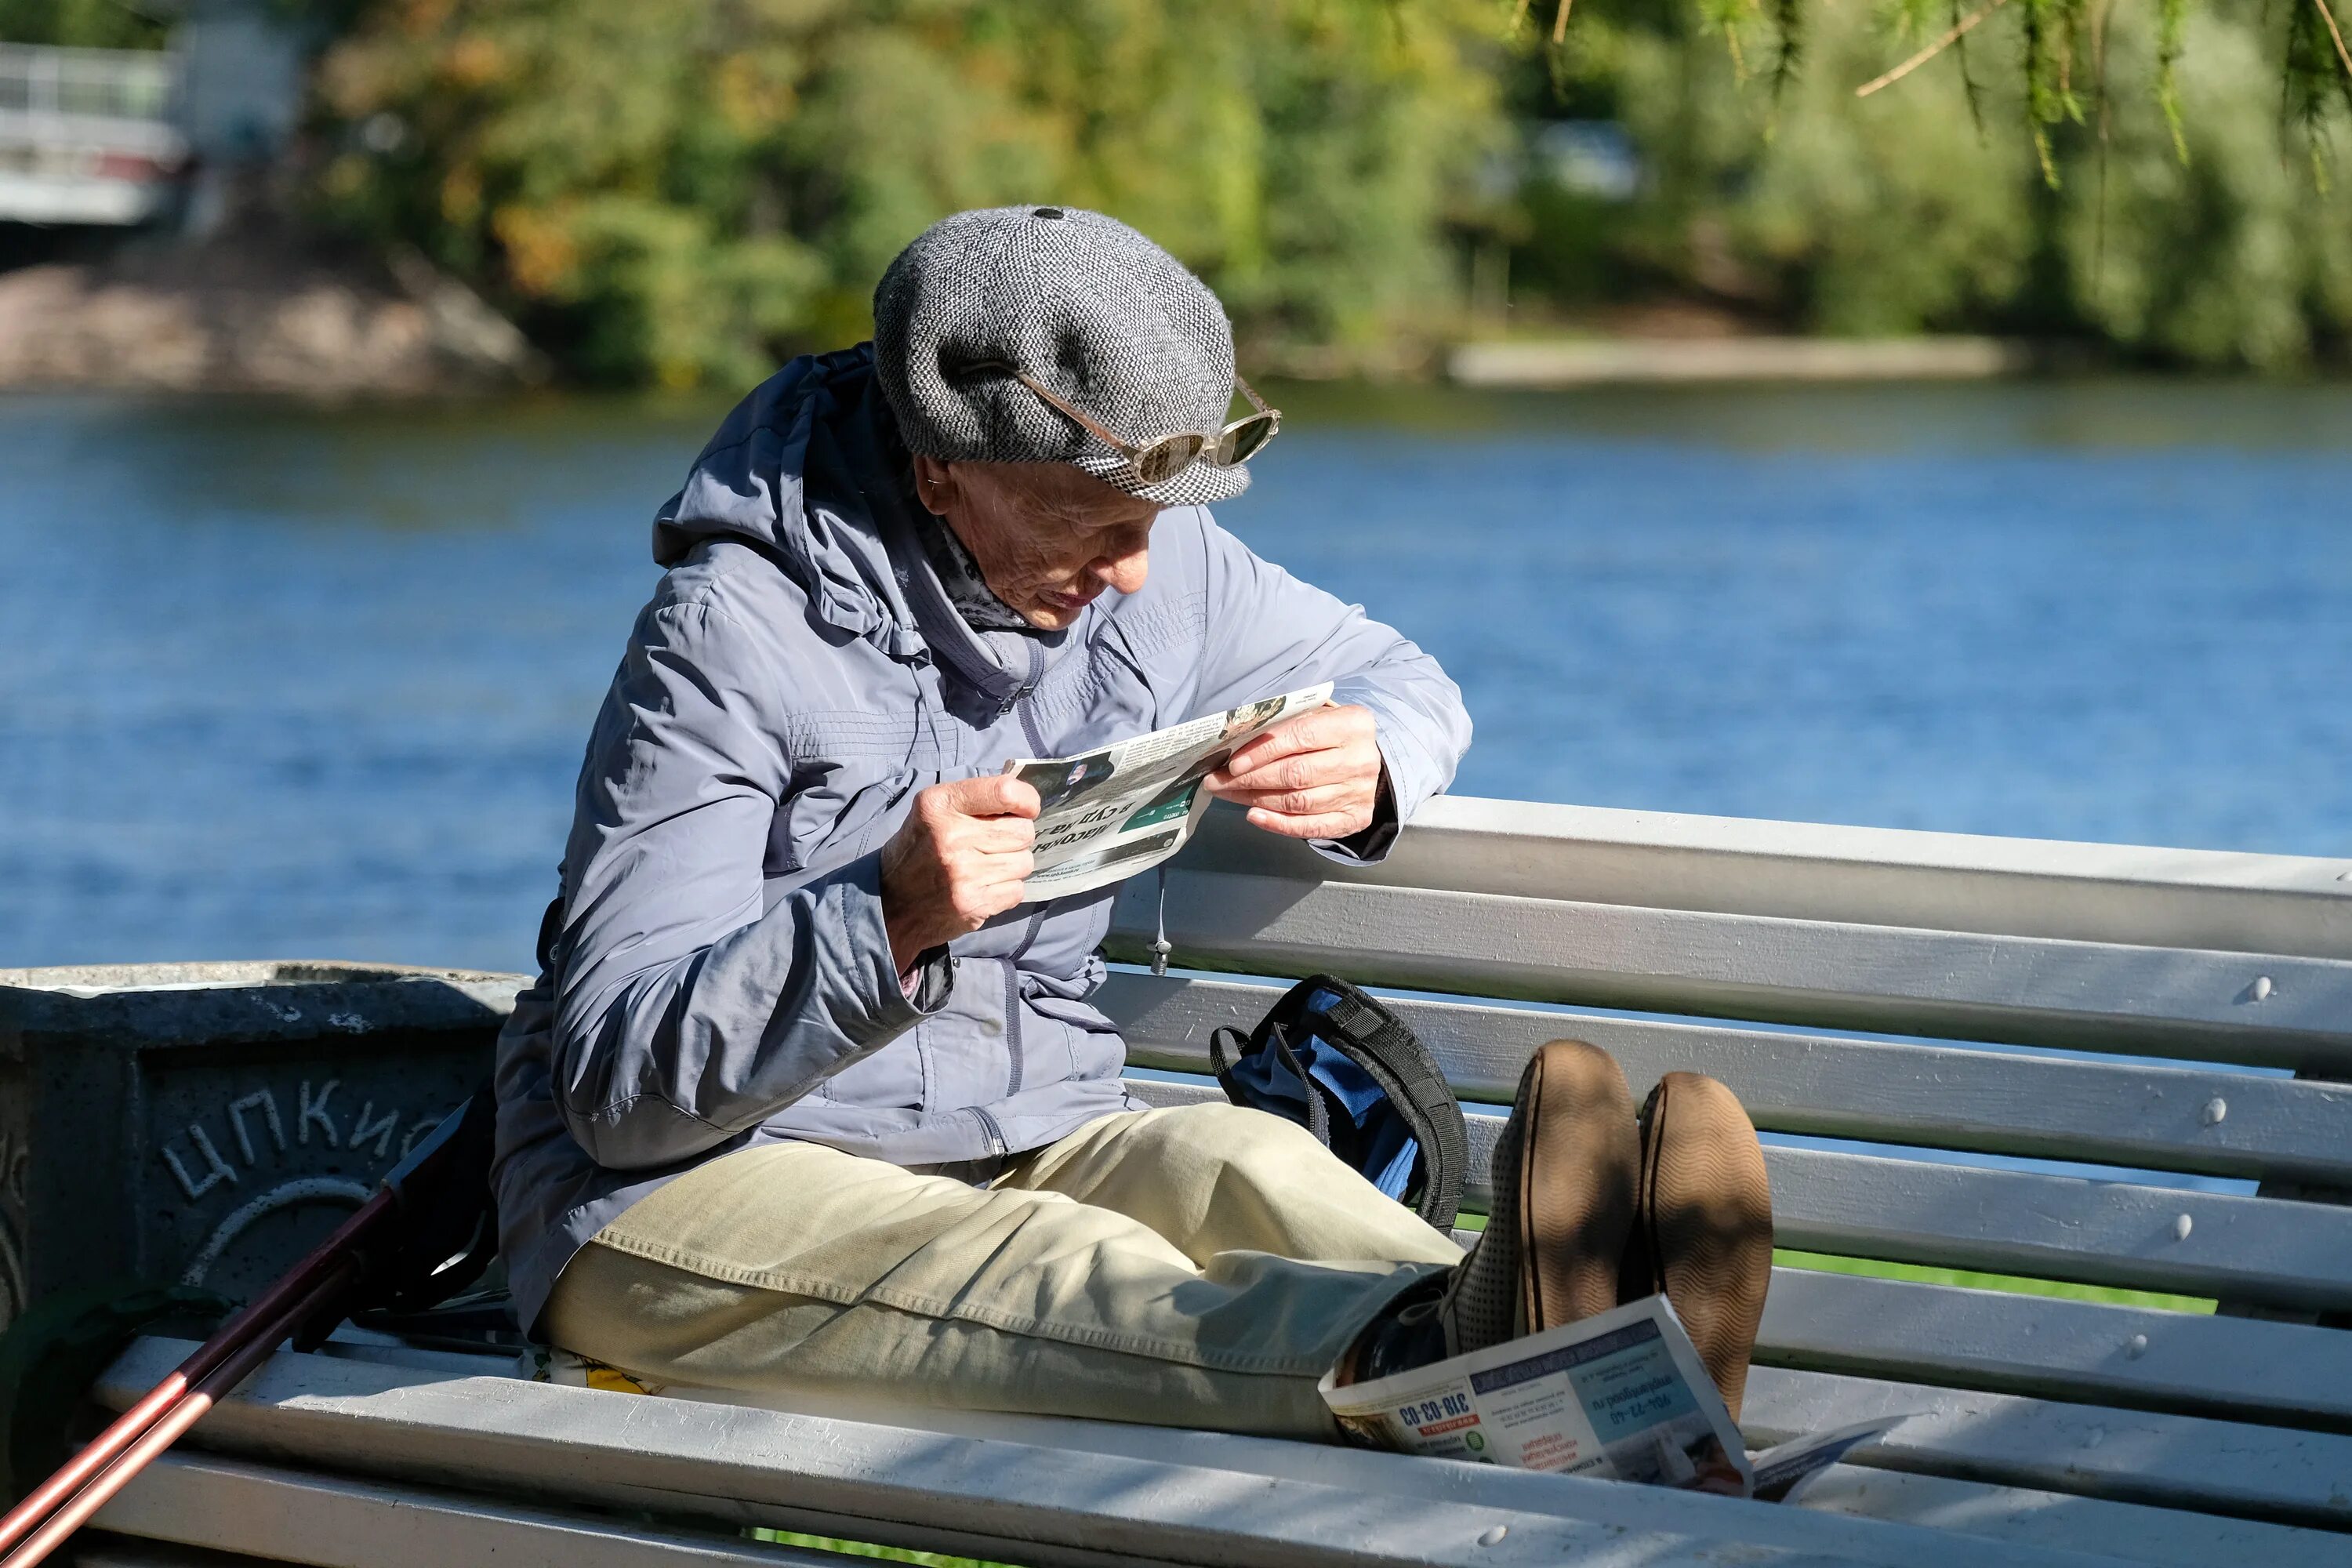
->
[0, 224, 542, 397]
[0, 234, 2119, 400]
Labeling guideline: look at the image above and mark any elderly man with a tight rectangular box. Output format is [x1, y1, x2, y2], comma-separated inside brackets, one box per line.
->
[492, 207, 1771, 1439]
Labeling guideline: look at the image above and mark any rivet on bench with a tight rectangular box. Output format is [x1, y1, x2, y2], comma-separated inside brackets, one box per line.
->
[2201, 1097, 2227, 1127]
[1477, 1526, 1509, 1547]
[2172, 1214, 2194, 1241]
[2247, 975, 2274, 1002]
[2125, 1333, 2150, 1358]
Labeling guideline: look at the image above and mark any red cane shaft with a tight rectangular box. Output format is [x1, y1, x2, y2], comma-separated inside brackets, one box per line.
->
[0, 1261, 357, 1568]
[0, 1189, 391, 1555]
[0, 1377, 186, 1556]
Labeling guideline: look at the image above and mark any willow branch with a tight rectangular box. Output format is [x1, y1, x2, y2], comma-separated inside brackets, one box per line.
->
[2314, 0, 2352, 85]
[1552, 0, 1574, 47]
[1857, 0, 2013, 98]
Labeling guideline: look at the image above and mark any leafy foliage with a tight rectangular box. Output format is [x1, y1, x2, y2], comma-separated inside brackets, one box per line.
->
[1518, 0, 2349, 187]
[1507, 0, 2352, 365]
[2059, 2, 2352, 366]
[302, 0, 1502, 387]
[0, 0, 169, 49]
[23, 0, 2343, 379]
[1609, 2, 2039, 336]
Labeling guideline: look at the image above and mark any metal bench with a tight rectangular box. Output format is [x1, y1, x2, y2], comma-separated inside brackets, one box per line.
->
[72, 797, 2352, 1567]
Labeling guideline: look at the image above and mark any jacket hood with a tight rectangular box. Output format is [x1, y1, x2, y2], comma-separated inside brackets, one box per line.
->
[655, 346, 1077, 705]
[654, 346, 928, 662]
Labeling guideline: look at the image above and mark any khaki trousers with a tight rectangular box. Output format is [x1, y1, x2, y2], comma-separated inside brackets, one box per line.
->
[544, 1103, 1463, 1439]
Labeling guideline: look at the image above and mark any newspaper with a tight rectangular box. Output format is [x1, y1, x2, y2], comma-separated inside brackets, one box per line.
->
[1321, 1295, 1753, 1494]
[1005, 681, 1333, 898]
[1747, 1417, 1908, 1504]
[1321, 1294, 1906, 1501]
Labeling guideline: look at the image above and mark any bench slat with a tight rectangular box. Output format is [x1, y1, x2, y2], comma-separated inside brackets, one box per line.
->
[560, 1353, 2352, 1568]
[100, 1451, 849, 1568]
[95, 1339, 2117, 1568]
[1104, 974, 2352, 1185]
[122, 1457, 2288, 1568]
[1159, 797, 2352, 963]
[1793, 1467, 2352, 1568]
[1759, 1146, 2352, 1312]
[1105, 873, 2352, 1070]
[1119, 1081, 2352, 1310]
[1757, 1268, 2352, 1427]
[1744, 1364, 2352, 1528]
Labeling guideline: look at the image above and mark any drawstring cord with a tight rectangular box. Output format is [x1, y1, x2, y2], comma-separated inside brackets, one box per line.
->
[1150, 866, 1172, 978]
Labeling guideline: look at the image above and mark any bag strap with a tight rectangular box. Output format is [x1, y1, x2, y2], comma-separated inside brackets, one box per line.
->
[1207, 1025, 1248, 1104]
[1210, 1021, 1336, 1151]
[1265, 1021, 1333, 1149]
[1287, 975, 1471, 1230]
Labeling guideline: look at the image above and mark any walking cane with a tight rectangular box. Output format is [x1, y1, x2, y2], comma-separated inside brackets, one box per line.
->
[0, 1086, 498, 1568]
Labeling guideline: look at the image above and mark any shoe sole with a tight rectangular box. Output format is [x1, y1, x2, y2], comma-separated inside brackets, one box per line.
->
[1517, 1040, 1640, 1332]
[1631, 1073, 1773, 1422]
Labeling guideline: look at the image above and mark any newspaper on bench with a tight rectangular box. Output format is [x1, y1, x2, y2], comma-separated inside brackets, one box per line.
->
[1320, 1295, 1751, 1494]
[1006, 681, 1333, 898]
[1319, 1293, 1904, 1501]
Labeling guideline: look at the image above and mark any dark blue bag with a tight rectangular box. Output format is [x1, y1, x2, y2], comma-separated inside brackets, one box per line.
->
[1208, 975, 1468, 1230]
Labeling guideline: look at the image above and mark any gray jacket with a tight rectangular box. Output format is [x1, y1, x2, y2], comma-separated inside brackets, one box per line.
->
[492, 347, 1472, 1331]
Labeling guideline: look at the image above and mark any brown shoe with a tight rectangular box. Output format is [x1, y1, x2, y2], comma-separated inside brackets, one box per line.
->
[1436, 1039, 1640, 1358]
[1621, 1073, 1773, 1421]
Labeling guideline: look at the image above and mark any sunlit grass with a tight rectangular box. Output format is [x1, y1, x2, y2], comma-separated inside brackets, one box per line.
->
[1774, 1248, 2216, 1313]
[748, 1529, 1022, 1568]
[1464, 1210, 2217, 1311]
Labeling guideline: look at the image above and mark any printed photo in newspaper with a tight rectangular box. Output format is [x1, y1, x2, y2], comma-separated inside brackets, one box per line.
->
[1005, 682, 1333, 898]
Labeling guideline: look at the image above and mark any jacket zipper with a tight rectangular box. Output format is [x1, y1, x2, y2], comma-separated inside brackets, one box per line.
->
[1001, 908, 1047, 1097]
[1000, 641, 1051, 1099]
[972, 1105, 1009, 1156]
[1009, 641, 1049, 753]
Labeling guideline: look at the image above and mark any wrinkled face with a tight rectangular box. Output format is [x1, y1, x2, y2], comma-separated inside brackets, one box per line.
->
[913, 456, 1160, 631]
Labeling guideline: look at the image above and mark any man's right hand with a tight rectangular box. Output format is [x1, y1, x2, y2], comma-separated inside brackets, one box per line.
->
[880, 775, 1040, 975]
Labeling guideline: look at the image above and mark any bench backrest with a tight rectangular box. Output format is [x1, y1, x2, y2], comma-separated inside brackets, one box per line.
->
[1094, 797, 2352, 1535]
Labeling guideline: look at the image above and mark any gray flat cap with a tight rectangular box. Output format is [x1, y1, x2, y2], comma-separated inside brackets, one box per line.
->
[873, 205, 1250, 506]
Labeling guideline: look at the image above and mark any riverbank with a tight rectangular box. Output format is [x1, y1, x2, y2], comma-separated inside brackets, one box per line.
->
[1446, 336, 2071, 387]
[0, 227, 543, 397]
[0, 226, 2087, 397]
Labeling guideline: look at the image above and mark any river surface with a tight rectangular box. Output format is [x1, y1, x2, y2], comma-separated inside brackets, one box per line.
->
[5, 377, 2351, 975]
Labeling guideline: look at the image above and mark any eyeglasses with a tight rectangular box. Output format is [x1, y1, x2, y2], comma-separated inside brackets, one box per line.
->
[966, 361, 1281, 485]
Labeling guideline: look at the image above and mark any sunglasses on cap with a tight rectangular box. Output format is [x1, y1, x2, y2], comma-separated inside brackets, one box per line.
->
[965, 361, 1282, 486]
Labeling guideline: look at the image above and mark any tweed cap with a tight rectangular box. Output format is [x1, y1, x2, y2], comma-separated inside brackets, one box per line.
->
[873, 205, 1252, 506]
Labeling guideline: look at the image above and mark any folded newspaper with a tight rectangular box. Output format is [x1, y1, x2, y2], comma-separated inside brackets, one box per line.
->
[1320, 1294, 1901, 1503]
[1005, 681, 1333, 898]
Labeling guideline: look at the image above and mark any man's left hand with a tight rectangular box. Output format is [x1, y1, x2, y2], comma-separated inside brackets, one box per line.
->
[1203, 702, 1383, 840]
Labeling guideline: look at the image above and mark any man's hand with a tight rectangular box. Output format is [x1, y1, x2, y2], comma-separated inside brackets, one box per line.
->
[1203, 702, 1383, 840]
[881, 775, 1040, 974]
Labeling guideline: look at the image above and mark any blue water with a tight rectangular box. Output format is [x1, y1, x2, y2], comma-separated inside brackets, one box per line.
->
[5, 379, 2351, 975]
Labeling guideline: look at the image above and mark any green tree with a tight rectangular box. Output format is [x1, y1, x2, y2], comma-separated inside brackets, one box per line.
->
[2057, 3, 2352, 368]
[1610, 4, 2039, 336]
[306, 0, 1503, 387]
[0, 0, 169, 49]
[1511, 0, 2352, 367]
